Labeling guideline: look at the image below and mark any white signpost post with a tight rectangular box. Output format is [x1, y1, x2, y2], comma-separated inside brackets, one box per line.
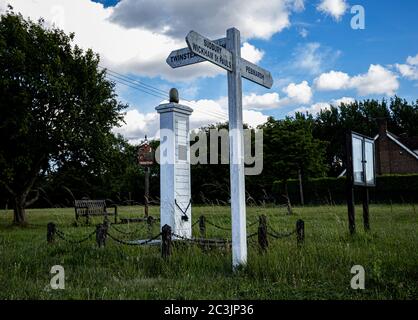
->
[167, 28, 273, 269]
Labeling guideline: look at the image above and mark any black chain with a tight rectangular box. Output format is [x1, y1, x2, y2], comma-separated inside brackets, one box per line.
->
[205, 219, 230, 231]
[247, 220, 258, 228]
[267, 223, 296, 237]
[109, 223, 149, 235]
[247, 232, 258, 239]
[106, 231, 162, 246]
[27, 223, 46, 227]
[171, 233, 230, 245]
[267, 230, 296, 239]
[55, 229, 96, 244]
[175, 199, 191, 221]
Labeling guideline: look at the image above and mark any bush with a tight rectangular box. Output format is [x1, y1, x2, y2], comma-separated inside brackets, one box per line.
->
[273, 174, 418, 205]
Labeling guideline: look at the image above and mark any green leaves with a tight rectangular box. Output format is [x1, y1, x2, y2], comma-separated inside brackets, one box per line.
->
[0, 10, 126, 221]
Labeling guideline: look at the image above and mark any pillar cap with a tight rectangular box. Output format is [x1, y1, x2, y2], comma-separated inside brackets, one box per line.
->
[155, 102, 193, 116]
[169, 88, 179, 103]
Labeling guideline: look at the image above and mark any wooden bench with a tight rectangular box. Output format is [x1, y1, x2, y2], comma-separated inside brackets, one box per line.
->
[74, 200, 118, 224]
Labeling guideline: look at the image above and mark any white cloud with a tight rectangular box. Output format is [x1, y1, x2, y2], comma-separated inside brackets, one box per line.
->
[331, 97, 355, 106]
[291, 96, 355, 115]
[395, 54, 418, 81]
[243, 93, 281, 110]
[188, 97, 269, 130]
[317, 0, 348, 21]
[282, 81, 313, 104]
[407, 54, 418, 66]
[396, 64, 418, 80]
[112, 109, 160, 143]
[314, 71, 350, 90]
[114, 96, 270, 143]
[292, 42, 340, 75]
[241, 42, 264, 64]
[109, 0, 304, 40]
[299, 28, 309, 38]
[293, 102, 331, 115]
[350, 64, 399, 96]
[0, 0, 269, 81]
[314, 65, 399, 96]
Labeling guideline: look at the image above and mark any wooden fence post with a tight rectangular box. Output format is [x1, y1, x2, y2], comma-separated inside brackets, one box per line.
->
[362, 187, 370, 231]
[47, 222, 56, 244]
[258, 215, 268, 251]
[147, 215, 154, 238]
[96, 223, 107, 248]
[199, 215, 206, 239]
[161, 224, 172, 258]
[296, 219, 305, 245]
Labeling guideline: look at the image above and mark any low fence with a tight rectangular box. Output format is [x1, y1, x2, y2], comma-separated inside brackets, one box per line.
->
[46, 215, 305, 258]
[273, 174, 418, 205]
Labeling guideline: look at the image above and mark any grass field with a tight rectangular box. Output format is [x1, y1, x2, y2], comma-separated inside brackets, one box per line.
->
[0, 204, 417, 300]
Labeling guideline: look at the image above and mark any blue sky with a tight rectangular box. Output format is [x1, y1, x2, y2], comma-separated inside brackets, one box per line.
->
[2, 0, 418, 142]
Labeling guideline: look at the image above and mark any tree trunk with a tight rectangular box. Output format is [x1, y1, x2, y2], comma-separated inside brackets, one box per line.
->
[13, 195, 27, 226]
[298, 168, 305, 206]
[284, 181, 293, 215]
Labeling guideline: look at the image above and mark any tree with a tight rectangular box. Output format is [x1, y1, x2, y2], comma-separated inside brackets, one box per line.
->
[260, 115, 328, 206]
[0, 9, 126, 225]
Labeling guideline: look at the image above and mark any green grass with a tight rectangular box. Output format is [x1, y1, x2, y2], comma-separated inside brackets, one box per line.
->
[0, 204, 417, 300]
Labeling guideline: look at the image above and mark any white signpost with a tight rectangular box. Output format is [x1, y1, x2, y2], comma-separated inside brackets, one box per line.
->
[167, 33, 273, 89]
[166, 38, 227, 68]
[167, 28, 273, 269]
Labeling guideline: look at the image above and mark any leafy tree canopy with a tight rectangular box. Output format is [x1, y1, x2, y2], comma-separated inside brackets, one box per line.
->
[0, 9, 127, 224]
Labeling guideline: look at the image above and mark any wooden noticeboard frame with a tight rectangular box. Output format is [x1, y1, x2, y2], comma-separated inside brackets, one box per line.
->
[349, 132, 376, 187]
[346, 131, 376, 234]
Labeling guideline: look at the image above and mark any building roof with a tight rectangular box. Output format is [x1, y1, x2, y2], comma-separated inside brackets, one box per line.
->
[385, 131, 418, 161]
[337, 130, 418, 178]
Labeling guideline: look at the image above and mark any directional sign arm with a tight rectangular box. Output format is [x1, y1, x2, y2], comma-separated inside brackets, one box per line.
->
[166, 38, 227, 69]
[240, 58, 273, 89]
[186, 31, 233, 71]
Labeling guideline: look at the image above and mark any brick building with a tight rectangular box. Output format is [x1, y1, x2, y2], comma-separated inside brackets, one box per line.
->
[375, 120, 418, 175]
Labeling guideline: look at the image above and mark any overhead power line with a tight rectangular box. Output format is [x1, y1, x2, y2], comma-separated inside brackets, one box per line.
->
[100, 65, 229, 122]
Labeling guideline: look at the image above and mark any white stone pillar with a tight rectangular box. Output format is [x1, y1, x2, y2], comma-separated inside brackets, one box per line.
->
[156, 99, 193, 239]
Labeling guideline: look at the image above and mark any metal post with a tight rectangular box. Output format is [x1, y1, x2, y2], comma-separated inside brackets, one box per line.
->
[147, 215, 154, 238]
[199, 215, 206, 239]
[96, 223, 107, 248]
[161, 224, 172, 258]
[257, 215, 268, 251]
[296, 219, 305, 245]
[362, 187, 370, 231]
[298, 168, 304, 206]
[227, 27, 247, 269]
[144, 166, 150, 217]
[47, 222, 56, 244]
[346, 132, 356, 235]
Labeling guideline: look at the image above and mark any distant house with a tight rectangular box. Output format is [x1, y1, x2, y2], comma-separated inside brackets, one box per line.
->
[375, 120, 418, 175]
[338, 120, 418, 178]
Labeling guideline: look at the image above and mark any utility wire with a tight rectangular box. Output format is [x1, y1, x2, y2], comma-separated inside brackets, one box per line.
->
[108, 75, 228, 122]
[101, 65, 229, 121]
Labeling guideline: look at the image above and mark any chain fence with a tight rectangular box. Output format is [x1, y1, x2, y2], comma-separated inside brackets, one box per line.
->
[46, 214, 304, 255]
[54, 227, 96, 244]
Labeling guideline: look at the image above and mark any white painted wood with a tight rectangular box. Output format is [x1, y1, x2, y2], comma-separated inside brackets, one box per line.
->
[156, 102, 193, 239]
[227, 27, 248, 268]
[240, 58, 273, 89]
[166, 38, 227, 68]
[186, 31, 233, 71]
[165, 27, 273, 270]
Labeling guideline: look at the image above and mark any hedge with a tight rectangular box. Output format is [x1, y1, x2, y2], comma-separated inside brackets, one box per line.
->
[273, 174, 418, 205]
